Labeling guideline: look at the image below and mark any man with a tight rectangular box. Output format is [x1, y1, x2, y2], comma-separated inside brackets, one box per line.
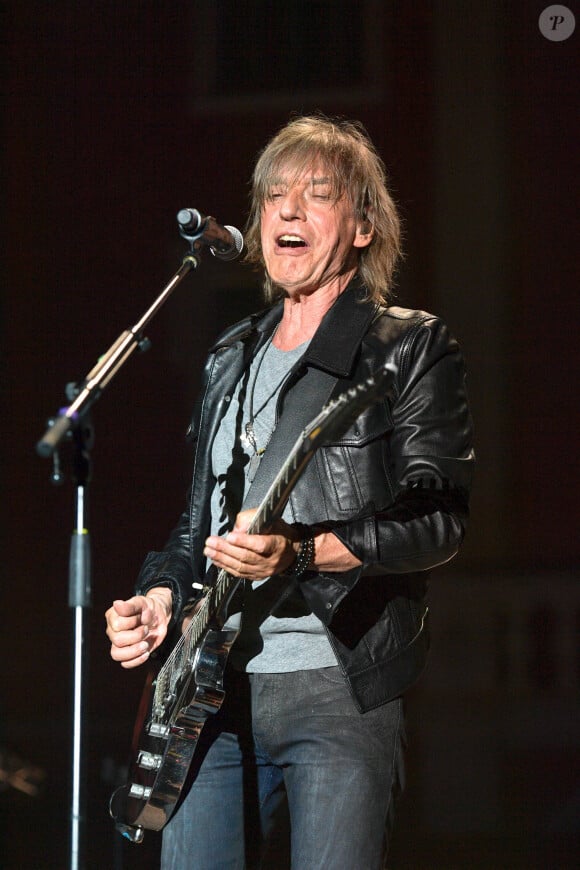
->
[106, 115, 474, 869]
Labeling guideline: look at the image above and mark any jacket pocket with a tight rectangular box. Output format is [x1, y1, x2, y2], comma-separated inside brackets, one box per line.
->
[315, 400, 394, 514]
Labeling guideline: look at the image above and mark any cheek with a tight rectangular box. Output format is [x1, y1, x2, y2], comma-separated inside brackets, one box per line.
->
[261, 238, 278, 269]
[260, 230, 274, 262]
[259, 212, 271, 249]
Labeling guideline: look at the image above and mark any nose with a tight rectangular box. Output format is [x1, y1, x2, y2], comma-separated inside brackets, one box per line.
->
[278, 188, 305, 221]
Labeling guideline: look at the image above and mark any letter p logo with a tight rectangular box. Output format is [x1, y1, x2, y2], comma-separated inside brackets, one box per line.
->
[539, 5, 576, 41]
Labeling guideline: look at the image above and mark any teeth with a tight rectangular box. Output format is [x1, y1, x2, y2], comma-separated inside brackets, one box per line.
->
[278, 234, 306, 247]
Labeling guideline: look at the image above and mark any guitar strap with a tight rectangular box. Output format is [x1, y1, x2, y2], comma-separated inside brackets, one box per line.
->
[241, 365, 338, 511]
[241, 290, 380, 512]
[233, 365, 339, 624]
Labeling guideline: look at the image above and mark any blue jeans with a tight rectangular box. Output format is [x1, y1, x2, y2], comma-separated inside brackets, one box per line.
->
[161, 667, 405, 870]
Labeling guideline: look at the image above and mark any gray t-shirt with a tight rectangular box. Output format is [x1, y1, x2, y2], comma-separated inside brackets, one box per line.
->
[209, 335, 337, 673]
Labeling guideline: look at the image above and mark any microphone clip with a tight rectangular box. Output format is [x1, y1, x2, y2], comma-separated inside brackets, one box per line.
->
[176, 208, 244, 262]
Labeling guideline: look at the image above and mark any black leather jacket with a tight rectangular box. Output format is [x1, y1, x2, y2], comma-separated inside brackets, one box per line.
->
[136, 284, 474, 712]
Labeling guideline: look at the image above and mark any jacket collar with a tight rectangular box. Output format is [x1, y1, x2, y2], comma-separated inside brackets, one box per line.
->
[302, 279, 381, 377]
[211, 278, 381, 377]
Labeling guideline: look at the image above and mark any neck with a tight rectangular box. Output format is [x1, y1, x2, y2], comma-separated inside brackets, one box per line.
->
[273, 271, 356, 351]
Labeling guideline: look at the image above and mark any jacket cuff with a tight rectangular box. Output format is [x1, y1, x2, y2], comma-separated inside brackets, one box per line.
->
[330, 516, 379, 567]
[135, 551, 191, 626]
[299, 565, 363, 625]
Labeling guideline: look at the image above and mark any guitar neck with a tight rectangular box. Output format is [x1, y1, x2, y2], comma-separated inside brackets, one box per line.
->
[247, 434, 315, 534]
[211, 439, 311, 622]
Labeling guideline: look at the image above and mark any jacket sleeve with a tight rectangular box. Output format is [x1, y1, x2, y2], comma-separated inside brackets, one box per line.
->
[325, 316, 474, 574]
[133, 381, 209, 623]
[131, 336, 227, 622]
[132, 506, 196, 628]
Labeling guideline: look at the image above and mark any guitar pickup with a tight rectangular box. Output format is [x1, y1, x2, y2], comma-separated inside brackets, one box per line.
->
[137, 751, 163, 771]
[128, 783, 152, 800]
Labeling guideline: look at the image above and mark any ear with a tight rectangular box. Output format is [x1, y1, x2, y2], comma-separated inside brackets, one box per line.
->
[353, 215, 374, 249]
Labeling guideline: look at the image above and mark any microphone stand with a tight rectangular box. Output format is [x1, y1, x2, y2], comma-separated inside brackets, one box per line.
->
[36, 227, 214, 870]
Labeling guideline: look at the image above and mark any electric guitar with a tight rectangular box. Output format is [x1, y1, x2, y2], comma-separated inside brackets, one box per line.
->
[110, 362, 395, 843]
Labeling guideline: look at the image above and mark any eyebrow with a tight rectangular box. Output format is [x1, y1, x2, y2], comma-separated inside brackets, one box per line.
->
[267, 175, 332, 187]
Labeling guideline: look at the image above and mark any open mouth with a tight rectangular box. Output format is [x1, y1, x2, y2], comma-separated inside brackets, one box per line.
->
[277, 234, 307, 248]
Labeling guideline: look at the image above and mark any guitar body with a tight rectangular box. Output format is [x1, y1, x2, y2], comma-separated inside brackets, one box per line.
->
[110, 623, 240, 841]
[110, 363, 394, 843]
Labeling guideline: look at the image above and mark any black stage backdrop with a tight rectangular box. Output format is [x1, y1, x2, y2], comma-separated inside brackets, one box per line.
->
[2, 3, 578, 867]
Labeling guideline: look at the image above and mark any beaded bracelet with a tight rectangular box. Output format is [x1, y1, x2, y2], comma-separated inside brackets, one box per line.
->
[281, 526, 315, 578]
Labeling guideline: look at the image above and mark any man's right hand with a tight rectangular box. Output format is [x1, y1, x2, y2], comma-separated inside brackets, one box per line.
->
[105, 587, 173, 669]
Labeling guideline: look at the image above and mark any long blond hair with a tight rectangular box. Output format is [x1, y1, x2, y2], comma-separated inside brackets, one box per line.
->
[244, 115, 402, 304]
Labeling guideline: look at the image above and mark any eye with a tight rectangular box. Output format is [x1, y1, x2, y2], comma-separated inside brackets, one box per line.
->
[310, 182, 332, 201]
[267, 186, 286, 201]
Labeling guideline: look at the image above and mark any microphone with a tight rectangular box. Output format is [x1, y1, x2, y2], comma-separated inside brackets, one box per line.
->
[177, 208, 244, 261]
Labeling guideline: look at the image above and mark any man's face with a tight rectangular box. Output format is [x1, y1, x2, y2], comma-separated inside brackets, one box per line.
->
[260, 164, 372, 298]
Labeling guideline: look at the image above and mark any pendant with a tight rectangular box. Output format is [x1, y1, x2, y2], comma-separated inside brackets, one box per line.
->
[240, 421, 256, 452]
[247, 451, 262, 483]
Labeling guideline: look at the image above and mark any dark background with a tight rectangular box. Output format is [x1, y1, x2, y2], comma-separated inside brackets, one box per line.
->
[2, 2, 579, 868]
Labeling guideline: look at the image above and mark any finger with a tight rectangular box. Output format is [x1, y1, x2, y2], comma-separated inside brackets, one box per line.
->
[205, 535, 246, 561]
[106, 609, 145, 635]
[108, 596, 157, 631]
[219, 530, 271, 557]
[233, 508, 257, 533]
[110, 640, 151, 669]
[106, 622, 150, 647]
[106, 610, 140, 632]
[111, 597, 147, 617]
[205, 540, 255, 573]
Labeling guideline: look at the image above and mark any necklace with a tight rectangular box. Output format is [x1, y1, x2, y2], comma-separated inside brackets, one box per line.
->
[240, 332, 290, 482]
